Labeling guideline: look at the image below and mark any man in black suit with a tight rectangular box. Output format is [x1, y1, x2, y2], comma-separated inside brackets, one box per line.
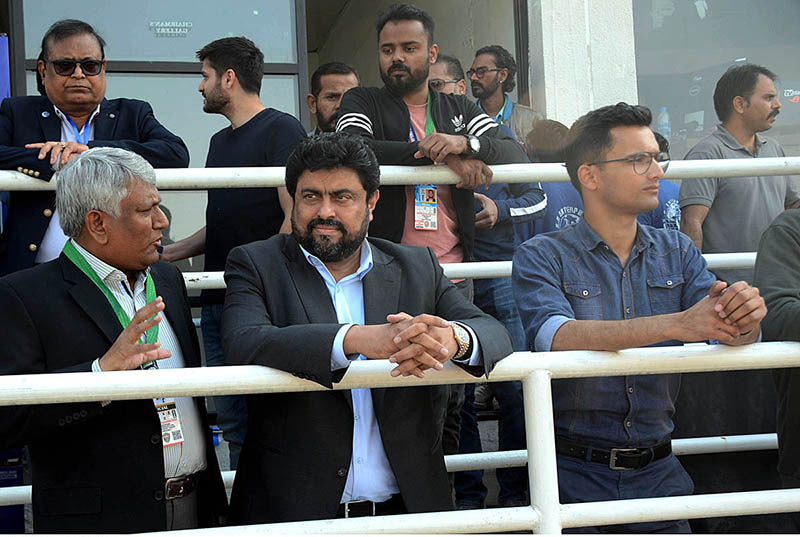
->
[0, 148, 226, 533]
[0, 19, 189, 276]
[222, 133, 513, 524]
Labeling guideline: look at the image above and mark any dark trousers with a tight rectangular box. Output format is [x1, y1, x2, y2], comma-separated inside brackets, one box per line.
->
[201, 303, 247, 470]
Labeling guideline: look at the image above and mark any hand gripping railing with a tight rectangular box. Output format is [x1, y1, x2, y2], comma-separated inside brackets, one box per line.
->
[1, 343, 800, 533]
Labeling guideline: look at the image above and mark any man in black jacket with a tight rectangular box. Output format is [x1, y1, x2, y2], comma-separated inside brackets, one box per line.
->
[336, 3, 527, 266]
[0, 19, 189, 276]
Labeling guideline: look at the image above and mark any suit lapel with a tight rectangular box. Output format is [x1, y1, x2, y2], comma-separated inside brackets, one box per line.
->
[284, 239, 338, 323]
[92, 99, 116, 140]
[362, 243, 401, 413]
[37, 100, 61, 141]
[61, 254, 122, 344]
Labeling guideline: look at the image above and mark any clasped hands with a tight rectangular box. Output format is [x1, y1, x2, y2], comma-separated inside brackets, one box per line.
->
[678, 280, 766, 343]
[412, 133, 492, 190]
[25, 141, 90, 169]
[343, 312, 460, 378]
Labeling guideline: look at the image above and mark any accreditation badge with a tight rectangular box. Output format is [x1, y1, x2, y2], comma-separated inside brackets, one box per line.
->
[414, 184, 438, 230]
[154, 397, 184, 447]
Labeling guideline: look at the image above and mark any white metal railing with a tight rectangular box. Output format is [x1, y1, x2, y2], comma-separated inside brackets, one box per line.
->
[1, 343, 800, 533]
[1, 156, 799, 190]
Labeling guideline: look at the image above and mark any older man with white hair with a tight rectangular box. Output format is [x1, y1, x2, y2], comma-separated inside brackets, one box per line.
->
[0, 147, 226, 533]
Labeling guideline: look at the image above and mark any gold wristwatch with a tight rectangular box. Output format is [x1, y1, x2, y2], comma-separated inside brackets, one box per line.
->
[449, 321, 471, 359]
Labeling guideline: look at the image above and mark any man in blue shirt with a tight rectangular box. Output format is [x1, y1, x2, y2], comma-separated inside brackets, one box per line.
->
[222, 133, 512, 523]
[512, 103, 766, 533]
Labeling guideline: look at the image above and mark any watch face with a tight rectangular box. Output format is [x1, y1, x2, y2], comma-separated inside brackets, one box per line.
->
[469, 136, 481, 153]
[453, 324, 469, 343]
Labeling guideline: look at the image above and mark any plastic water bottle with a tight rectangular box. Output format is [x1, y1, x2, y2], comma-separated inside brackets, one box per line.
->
[657, 106, 671, 139]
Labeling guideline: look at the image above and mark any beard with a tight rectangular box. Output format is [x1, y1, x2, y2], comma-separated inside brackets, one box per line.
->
[471, 76, 500, 100]
[315, 109, 338, 133]
[202, 83, 230, 114]
[380, 61, 429, 97]
[291, 211, 369, 263]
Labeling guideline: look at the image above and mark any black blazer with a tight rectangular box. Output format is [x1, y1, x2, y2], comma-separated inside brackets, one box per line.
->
[0, 96, 190, 275]
[221, 235, 512, 524]
[0, 256, 227, 533]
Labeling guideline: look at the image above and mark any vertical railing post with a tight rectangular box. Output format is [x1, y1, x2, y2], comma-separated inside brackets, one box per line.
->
[524, 369, 562, 533]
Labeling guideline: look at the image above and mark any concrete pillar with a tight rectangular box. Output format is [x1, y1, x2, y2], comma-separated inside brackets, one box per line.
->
[528, 0, 638, 127]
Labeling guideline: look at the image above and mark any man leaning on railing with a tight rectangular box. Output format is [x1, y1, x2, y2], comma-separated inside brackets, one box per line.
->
[220, 133, 512, 524]
[512, 102, 767, 534]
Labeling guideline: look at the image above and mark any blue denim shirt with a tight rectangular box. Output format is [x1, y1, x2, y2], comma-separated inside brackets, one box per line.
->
[512, 219, 715, 447]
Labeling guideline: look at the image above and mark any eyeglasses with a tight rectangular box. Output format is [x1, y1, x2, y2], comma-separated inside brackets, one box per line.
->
[429, 78, 461, 91]
[587, 151, 670, 175]
[466, 67, 502, 79]
[43, 58, 105, 77]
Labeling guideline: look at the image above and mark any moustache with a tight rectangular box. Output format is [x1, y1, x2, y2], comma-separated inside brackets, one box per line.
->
[389, 64, 410, 75]
[308, 218, 346, 234]
[471, 82, 484, 90]
[769, 109, 780, 119]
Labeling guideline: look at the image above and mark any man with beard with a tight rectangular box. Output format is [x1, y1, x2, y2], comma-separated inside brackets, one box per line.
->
[306, 62, 360, 135]
[469, 45, 542, 146]
[161, 36, 305, 469]
[221, 133, 512, 524]
[336, 3, 527, 296]
[675, 63, 800, 533]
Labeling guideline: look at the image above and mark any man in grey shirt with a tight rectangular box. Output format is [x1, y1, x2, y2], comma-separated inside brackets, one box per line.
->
[680, 63, 800, 284]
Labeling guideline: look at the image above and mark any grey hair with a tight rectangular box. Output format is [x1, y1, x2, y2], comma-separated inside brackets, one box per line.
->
[55, 147, 156, 238]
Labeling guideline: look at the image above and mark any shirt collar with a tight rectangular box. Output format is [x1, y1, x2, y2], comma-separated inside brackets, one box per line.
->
[69, 238, 148, 287]
[714, 124, 768, 153]
[299, 239, 374, 283]
[574, 218, 655, 253]
[53, 103, 102, 131]
[477, 94, 513, 123]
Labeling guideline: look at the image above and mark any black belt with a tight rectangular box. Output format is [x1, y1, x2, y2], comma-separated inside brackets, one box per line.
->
[556, 438, 671, 470]
[165, 474, 198, 500]
[336, 494, 405, 518]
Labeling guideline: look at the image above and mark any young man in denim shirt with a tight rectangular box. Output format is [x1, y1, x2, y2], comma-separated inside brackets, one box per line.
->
[512, 102, 766, 533]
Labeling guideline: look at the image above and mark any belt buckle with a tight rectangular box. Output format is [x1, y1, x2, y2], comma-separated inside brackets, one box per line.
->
[608, 448, 639, 470]
[344, 499, 375, 518]
[165, 476, 188, 500]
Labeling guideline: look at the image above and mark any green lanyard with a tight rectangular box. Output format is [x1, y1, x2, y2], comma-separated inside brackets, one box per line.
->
[62, 241, 159, 345]
[409, 93, 435, 141]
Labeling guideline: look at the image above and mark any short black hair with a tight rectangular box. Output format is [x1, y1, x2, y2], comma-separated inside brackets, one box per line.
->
[310, 62, 359, 98]
[376, 3, 435, 46]
[475, 45, 516, 93]
[564, 102, 652, 193]
[653, 131, 670, 154]
[713, 63, 778, 123]
[285, 133, 380, 199]
[434, 53, 465, 81]
[197, 37, 264, 95]
[525, 119, 569, 163]
[41, 19, 106, 60]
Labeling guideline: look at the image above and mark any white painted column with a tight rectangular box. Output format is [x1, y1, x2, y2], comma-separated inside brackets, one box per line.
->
[528, 0, 638, 127]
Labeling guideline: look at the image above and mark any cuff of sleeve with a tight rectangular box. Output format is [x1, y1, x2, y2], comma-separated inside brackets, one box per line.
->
[535, 315, 573, 352]
[451, 322, 482, 366]
[331, 324, 355, 371]
[679, 196, 712, 209]
[91, 358, 103, 372]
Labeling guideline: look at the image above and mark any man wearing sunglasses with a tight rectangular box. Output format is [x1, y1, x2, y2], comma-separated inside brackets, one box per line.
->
[469, 45, 541, 147]
[0, 19, 189, 276]
[513, 102, 766, 533]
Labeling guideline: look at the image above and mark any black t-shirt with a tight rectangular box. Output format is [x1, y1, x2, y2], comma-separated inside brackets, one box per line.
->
[202, 107, 306, 304]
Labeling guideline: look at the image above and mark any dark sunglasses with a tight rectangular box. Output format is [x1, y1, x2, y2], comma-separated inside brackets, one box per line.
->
[429, 78, 461, 91]
[466, 67, 502, 79]
[43, 58, 105, 77]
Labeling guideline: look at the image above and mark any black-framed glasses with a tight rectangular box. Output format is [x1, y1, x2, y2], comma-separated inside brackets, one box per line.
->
[466, 67, 502, 79]
[43, 58, 105, 77]
[587, 151, 670, 175]
[429, 78, 461, 91]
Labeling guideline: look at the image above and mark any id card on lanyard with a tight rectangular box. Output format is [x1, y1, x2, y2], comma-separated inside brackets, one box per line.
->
[410, 97, 437, 230]
[66, 115, 89, 145]
[154, 398, 185, 447]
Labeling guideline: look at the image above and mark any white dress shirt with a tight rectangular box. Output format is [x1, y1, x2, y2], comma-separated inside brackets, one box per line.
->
[71, 240, 207, 478]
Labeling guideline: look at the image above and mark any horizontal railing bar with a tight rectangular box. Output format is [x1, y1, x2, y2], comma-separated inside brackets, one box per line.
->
[0, 342, 798, 406]
[182, 252, 757, 290]
[559, 488, 800, 529]
[0, 433, 779, 507]
[1, 157, 799, 190]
